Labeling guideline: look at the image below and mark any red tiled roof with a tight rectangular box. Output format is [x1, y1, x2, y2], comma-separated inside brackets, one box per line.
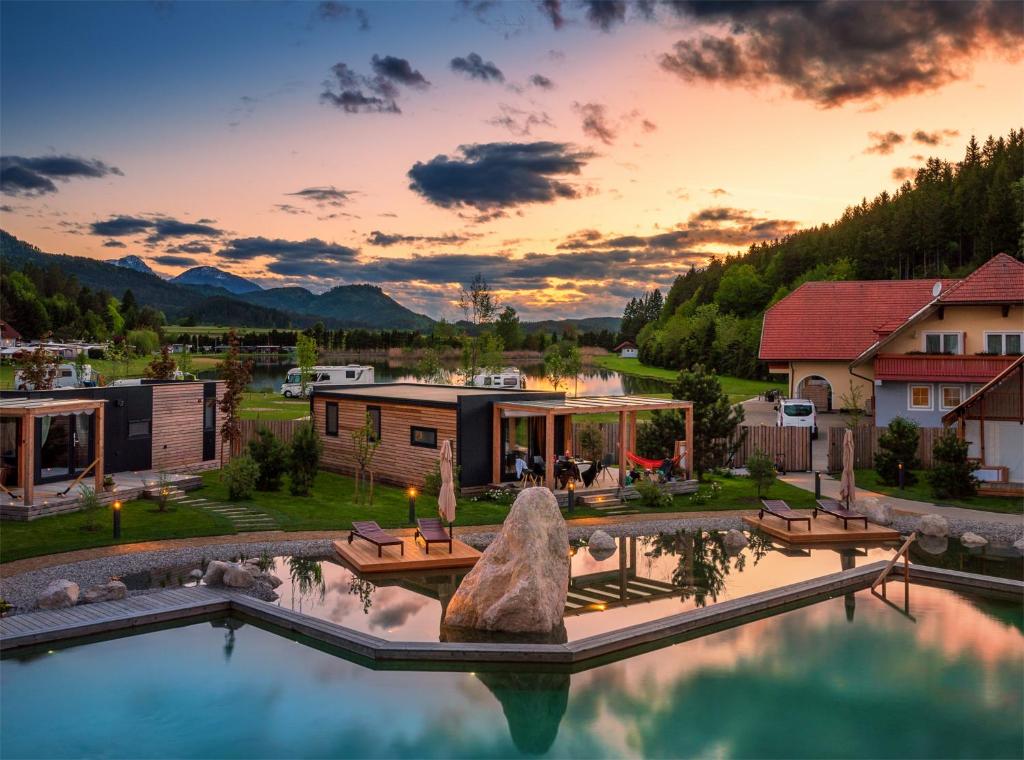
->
[0, 320, 21, 340]
[938, 253, 1024, 304]
[759, 280, 951, 361]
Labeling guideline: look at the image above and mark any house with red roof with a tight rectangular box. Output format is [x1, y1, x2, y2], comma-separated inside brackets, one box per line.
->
[760, 254, 1023, 426]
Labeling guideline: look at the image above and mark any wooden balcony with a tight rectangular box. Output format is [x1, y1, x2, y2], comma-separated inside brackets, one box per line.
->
[874, 354, 1018, 383]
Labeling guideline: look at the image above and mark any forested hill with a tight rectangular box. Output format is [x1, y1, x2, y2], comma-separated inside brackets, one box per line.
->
[637, 129, 1024, 379]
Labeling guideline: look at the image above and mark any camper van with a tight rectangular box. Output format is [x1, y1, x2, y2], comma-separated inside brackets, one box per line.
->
[280, 364, 375, 397]
[14, 363, 95, 390]
[467, 368, 526, 390]
[776, 398, 818, 439]
[109, 370, 197, 387]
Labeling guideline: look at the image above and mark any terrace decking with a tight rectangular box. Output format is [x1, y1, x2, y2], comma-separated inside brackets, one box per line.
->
[333, 536, 482, 573]
[743, 511, 900, 544]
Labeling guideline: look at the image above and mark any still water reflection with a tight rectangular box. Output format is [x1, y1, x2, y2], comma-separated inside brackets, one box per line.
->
[3, 584, 1020, 759]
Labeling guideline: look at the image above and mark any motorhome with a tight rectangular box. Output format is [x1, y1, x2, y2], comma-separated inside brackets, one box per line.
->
[280, 364, 375, 397]
[467, 368, 526, 390]
[14, 363, 95, 390]
[109, 370, 197, 386]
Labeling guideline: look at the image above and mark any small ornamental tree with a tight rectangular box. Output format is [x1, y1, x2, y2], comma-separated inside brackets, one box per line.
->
[672, 364, 745, 479]
[144, 344, 178, 380]
[16, 343, 57, 390]
[248, 427, 288, 491]
[351, 413, 381, 504]
[103, 339, 135, 382]
[928, 432, 979, 499]
[288, 423, 322, 496]
[217, 329, 253, 466]
[296, 333, 318, 396]
[746, 449, 776, 498]
[543, 340, 582, 393]
[875, 416, 920, 486]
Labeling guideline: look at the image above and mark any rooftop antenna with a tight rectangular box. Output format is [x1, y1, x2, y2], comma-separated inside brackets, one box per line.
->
[931, 282, 942, 298]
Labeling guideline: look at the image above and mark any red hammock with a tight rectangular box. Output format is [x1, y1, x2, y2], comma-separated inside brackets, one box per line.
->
[626, 451, 680, 470]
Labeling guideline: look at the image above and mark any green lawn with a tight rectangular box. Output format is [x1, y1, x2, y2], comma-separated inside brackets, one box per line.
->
[591, 355, 785, 403]
[0, 356, 222, 389]
[241, 390, 311, 421]
[855, 469, 1023, 514]
[0, 471, 813, 564]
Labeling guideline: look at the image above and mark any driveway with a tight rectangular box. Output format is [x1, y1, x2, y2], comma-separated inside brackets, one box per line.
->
[739, 399, 853, 472]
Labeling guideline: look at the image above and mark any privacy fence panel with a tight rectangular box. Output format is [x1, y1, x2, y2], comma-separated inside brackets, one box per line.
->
[727, 426, 812, 471]
[826, 425, 945, 472]
[233, 418, 305, 456]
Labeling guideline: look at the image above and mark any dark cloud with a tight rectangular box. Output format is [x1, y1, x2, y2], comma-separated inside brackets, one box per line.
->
[370, 55, 430, 89]
[536, 0, 564, 29]
[407, 141, 594, 211]
[659, 1, 1024, 107]
[583, 0, 626, 31]
[641, 119, 657, 132]
[286, 186, 355, 208]
[0, 204, 14, 213]
[366, 230, 474, 247]
[710, 187, 729, 196]
[529, 73, 554, 89]
[166, 241, 213, 254]
[320, 62, 400, 113]
[865, 131, 905, 155]
[217, 238, 359, 278]
[912, 128, 959, 145]
[153, 254, 198, 267]
[1, 155, 123, 197]
[274, 204, 308, 215]
[487, 104, 554, 137]
[88, 214, 222, 242]
[89, 215, 155, 237]
[315, 1, 369, 30]
[573, 102, 616, 144]
[101, 240, 127, 248]
[892, 167, 917, 182]
[450, 52, 505, 83]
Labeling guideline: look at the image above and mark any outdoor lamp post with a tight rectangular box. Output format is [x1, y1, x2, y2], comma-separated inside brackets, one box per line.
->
[407, 487, 417, 525]
[567, 479, 575, 512]
[112, 500, 122, 539]
[897, 461, 904, 490]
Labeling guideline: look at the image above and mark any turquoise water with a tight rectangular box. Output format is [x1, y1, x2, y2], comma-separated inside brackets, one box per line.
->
[3, 585, 1021, 759]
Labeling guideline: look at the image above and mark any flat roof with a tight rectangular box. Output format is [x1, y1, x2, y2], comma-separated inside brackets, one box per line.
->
[317, 383, 558, 406]
[0, 397, 106, 415]
[497, 395, 691, 415]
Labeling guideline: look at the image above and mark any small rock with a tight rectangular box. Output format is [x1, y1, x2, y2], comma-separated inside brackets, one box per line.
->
[587, 530, 617, 561]
[1014, 538, 1024, 556]
[724, 529, 748, 551]
[960, 532, 988, 549]
[249, 578, 279, 602]
[37, 580, 79, 610]
[188, 569, 203, 581]
[918, 514, 949, 538]
[222, 564, 255, 588]
[202, 560, 231, 585]
[262, 573, 283, 588]
[917, 534, 949, 555]
[81, 581, 127, 604]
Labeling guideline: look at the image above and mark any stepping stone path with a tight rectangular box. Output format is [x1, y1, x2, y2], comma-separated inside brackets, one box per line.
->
[154, 487, 278, 532]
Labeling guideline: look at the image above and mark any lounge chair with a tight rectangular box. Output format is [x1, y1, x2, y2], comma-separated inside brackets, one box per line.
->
[758, 499, 812, 531]
[415, 518, 453, 554]
[348, 520, 404, 558]
[814, 499, 869, 530]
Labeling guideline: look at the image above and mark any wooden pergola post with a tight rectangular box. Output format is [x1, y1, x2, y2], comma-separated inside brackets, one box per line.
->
[21, 412, 34, 506]
[544, 411, 555, 490]
[685, 402, 695, 480]
[94, 403, 105, 493]
[618, 409, 627, 487]
[491, 403, 501, 485]
[627, 411, 637, 456]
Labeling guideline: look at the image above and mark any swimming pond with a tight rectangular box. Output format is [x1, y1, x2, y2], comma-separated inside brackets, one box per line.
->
[3, 583, 1021, 759]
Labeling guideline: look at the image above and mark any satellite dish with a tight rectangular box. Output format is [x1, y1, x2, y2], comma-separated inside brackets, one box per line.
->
[932, 282, 942, 297]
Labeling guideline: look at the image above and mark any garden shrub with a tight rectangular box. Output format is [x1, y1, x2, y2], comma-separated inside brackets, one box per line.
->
[745, 449, 776, 498]
[875, 416, 920, 486]
[78, 484, 102, 532]
[289, 423, 322, 496]
[928, 432, 979, 499]
[634, 477, 673, 509]
[224, 454, 259, 500]
[248, 427, 288, 491]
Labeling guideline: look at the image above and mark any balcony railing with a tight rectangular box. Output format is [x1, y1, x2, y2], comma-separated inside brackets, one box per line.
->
[874, 354, 1018, 382]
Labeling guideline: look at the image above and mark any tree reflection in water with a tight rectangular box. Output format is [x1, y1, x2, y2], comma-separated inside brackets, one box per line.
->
[348, 575, 376, 613]
[286, 557, 326, 610]
[645, 530, 771, 607]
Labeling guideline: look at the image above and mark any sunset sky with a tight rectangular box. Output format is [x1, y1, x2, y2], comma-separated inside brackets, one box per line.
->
[1, 0, 1021, 320]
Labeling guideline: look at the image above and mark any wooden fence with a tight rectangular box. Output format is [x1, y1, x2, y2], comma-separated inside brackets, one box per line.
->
[826, 425, 946, 472]
[232, 418, 304, 456]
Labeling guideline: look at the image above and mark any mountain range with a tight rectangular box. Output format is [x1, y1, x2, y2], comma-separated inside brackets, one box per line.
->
[170, 265, 263, 294]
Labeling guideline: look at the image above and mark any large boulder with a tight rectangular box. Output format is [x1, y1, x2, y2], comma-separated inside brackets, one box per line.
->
[918, 514, 949, 538]
[222, 564, 256, 588]
[202, 560, 231, 585]
[444, 487, 569, 634]
[37, 580, 79, 610]
[855, 497, 894, 526]
[960, 532, 988, 549]
[587, 530, 616, 561]
[724, 529, 749, 552]
[81, 581, 127, 604]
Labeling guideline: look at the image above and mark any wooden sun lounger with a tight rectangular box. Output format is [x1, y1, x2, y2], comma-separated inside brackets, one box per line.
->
[348, 520, 404, 558]
[814, 499, 869, 530]
[759, 499, 811, 531]
[415, 518, 453, 554]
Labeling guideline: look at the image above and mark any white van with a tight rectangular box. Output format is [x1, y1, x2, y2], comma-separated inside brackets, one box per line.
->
[467, 368, 526, 390]
[15, 363, 95, 390]
[280, 364, 375, 397]
[776, 398, 817, 439]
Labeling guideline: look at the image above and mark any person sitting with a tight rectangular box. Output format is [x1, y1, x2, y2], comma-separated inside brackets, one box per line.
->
[514, 455, 528, 481]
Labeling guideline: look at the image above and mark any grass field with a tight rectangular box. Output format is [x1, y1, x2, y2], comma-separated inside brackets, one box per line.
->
[0, 356, 223, 389]
[241, 390, 311, 421]
[591, 355, 785, 404]
[855, 469, 1023, 514]
[0, 471, 817, 563]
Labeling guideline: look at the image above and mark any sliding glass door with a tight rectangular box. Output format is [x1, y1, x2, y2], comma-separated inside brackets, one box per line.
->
[36, 413, 94, 483]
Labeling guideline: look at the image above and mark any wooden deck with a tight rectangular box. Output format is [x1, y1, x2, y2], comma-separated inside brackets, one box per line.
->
[743, 511, 900, 544]
[333, 536, 482, 573]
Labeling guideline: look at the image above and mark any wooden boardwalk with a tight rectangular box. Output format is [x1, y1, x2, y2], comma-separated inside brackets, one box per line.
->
[743, 511, 900, 544]
[333, 536, 481, 573]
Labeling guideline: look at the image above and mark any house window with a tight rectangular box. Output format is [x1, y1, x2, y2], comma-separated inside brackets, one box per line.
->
[203, 398, 216, 432]
[940, 385, 962, 410]
[410, 426, 438, 448]
[127, 419, 151, 438]
[367, 406, 381, 442]
[985, 332, 1023, 355]
[924, 332, 961, 354]
[908, 385, 933, 410]
[325, 402, 338, 436]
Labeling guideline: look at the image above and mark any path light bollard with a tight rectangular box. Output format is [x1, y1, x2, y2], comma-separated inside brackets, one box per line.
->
[112, 499, 122, 539]
[407, 487, 417, 525]
[814, 471, 821, 500]
[567, 479, 576, 513]
[898, 461, 904, 491]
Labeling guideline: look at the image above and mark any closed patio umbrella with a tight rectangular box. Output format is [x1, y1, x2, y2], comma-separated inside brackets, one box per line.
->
[438, 439, 457, 534]
[839, 427, 856, 508]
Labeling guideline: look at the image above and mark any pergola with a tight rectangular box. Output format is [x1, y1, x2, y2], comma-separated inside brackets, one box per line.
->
[491, 395, 694, 489]
[0, 397, 106, 505]
[942, 355, 1023, 462]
